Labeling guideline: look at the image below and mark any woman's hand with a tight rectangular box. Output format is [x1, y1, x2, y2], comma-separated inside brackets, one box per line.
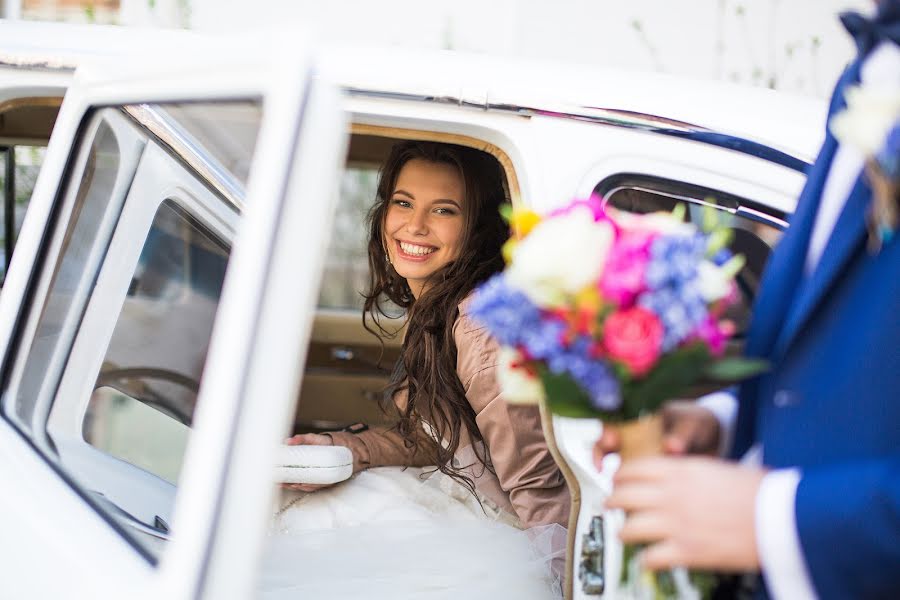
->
[281, 433, 343, 493]
[593, 400, 721, 469]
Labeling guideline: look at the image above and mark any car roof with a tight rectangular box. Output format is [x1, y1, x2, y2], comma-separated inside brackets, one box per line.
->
[322, 43, 826, 163]
[0, 19, 196, 71]
[0, 20, 825, 163]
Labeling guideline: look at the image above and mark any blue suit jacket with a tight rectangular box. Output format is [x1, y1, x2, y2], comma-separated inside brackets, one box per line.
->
[733, 59, 900, 599]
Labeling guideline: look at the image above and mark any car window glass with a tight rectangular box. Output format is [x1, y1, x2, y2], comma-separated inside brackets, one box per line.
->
[317, 165, 379, 310]
[602, 183, 785, 336]
[0, 145, 46, 283]
[155, 102, 260, 188]
[2, 101, 259, 562]
[10, 115, 128, 431]
[82, 199, 228, 484]
[85, 386, 190, 484]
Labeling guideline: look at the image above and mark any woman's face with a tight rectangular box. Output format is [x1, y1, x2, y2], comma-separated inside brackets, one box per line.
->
[384, 158, 466, 298]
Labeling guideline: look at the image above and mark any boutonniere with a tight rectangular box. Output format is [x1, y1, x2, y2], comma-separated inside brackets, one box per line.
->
[830, 83, 900, 254]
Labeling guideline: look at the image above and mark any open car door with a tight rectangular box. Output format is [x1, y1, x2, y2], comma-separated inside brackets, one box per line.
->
[0, 33, 346, 599]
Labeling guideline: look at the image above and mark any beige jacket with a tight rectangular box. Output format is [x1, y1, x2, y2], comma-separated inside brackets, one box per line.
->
[329, 298, 571, 529]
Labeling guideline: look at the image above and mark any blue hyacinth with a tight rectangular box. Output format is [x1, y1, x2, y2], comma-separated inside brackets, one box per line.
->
[470, 276, 621, 412]
[876, 123, 899, 179]
[468, 275, 542, 347]
[640, 233, 710, 350]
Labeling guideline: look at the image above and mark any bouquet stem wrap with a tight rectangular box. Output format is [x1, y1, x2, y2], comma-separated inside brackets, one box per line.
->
[612, 413, 664, 462]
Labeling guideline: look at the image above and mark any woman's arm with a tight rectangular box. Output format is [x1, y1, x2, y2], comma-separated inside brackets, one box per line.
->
[325, 426, 437, 472]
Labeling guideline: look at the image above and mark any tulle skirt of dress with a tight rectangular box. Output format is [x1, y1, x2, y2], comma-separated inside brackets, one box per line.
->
[257, 466, 565, 600]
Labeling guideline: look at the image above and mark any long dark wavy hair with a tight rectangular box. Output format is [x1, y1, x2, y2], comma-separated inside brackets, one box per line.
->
[363, 141, 509, 493]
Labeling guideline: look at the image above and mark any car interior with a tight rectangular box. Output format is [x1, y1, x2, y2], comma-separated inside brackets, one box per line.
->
[0, 95, 787, 567]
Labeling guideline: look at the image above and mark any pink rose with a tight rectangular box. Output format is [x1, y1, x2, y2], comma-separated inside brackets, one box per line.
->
[603, 307, 663, 376]
[600, 230, 654, 307]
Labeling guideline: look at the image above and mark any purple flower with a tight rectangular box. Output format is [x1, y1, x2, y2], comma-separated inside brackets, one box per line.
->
[600, 230, 654, 307]
[471, 274, 621, 412]
[638, 233, 710, 350]
[469, 275, 541, 347]
[520, 318, 567, 360]
[712, 248, 734, 266]
[876, 123, 899, 179]
[546, 336, 621, 411]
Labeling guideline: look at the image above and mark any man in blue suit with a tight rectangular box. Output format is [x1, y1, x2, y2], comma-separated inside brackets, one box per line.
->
[601, 2, 899, 598]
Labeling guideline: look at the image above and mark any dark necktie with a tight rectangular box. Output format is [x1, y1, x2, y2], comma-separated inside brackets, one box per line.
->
[840, 0, 900, 57]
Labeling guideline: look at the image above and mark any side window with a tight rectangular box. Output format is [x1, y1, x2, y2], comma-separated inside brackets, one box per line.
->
[9, 114, 133, 432]
[2, 101, 258, 560]
[597, 176, 787, 335]
[83, 200, 228, 484]
[317, 165, 379, 310]
[0, 145, 48, 283]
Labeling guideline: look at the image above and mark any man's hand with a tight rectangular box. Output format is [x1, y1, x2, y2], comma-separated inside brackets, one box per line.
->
[281, 433, 341, 493]
[593, 400, 721, 469]
[605, 456, 765, 572]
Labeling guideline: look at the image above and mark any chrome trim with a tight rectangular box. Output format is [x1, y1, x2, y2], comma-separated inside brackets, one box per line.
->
[737, 204, 789, 229]
[343, 87, 812, 173]
[605, 182, 789, 230]
[123, 104, 245, 212]
[0, 54, 77, 73]
[605, 184, 738, 213]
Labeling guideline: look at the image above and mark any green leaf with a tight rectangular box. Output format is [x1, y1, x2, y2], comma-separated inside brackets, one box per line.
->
[620, 344, 711, 419]
[704, 357, 769, 381]
[720, 253, 746, 279]
[702, 202, 719, 233]
[539, 369, 606, 419]
[499, 203, 514, 223]
[706, 228, 734, 256]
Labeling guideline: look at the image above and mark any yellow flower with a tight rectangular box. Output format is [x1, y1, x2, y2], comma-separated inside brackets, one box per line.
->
[510, 209, 542, 239]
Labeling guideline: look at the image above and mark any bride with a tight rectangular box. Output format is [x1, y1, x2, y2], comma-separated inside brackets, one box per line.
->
[260, 141, 570, 599]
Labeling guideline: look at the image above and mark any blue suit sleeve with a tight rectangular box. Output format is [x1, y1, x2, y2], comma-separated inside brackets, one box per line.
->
[795, 457, 900, 598]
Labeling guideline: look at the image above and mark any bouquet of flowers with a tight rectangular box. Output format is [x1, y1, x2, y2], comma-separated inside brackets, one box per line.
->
[469, 195, 766, 599]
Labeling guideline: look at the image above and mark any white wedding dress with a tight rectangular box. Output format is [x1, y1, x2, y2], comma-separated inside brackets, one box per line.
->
[257, 466, 565, 600]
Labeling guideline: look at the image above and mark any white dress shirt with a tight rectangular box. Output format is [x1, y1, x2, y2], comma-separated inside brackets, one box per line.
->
[700, 40, 900, 600]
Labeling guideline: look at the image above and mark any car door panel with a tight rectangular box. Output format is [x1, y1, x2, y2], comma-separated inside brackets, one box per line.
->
[0, 35, 341, 600]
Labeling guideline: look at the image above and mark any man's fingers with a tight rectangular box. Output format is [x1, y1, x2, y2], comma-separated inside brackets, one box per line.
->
[599, 426, 620, 451]
[640, 540, 683, 571]
[593, 427, 622, 469]
[613, 457, 674, 483]
[662, 435, 688, 455]
[605, 483, 665, 512]
[618, 511, 670, 545]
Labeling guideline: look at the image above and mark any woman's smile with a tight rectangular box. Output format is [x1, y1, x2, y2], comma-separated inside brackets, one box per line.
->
[395, 239, 438, 260]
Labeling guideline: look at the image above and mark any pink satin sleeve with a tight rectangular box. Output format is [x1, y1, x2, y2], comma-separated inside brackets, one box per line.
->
[455, 314, 571, 529]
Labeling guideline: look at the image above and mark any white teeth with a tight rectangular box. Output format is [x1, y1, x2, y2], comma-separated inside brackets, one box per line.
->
[399, 241, 436, 256]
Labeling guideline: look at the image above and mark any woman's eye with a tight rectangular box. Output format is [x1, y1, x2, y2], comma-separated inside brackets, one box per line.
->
[434, 207, 456, 216]
[391, 199, 411, 208]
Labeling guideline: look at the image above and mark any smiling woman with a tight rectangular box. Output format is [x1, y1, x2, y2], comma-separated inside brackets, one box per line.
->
[273, 141, 570, 598]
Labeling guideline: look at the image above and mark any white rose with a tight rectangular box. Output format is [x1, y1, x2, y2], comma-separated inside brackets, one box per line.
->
[696, 261, 731, 302]
[506, 206, 614, 307]
[496, 347, 545, 405]
[830, 84, 900, 156]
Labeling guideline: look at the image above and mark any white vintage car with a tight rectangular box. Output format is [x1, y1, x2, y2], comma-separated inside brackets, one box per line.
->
[0, 20, 824, 600]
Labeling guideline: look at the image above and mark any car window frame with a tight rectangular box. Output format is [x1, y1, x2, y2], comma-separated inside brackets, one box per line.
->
[0, 35, 332, 599]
